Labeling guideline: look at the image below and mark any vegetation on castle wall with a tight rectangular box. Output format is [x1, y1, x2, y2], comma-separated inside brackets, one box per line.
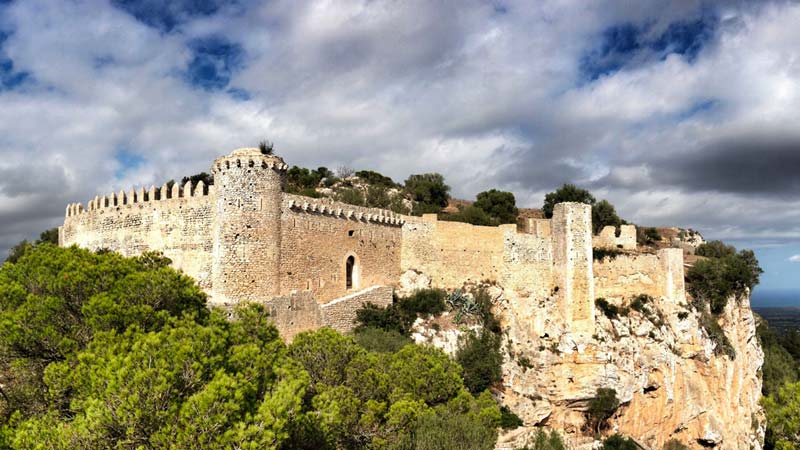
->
[637, 227, 661, 246]
[591, 199, 622, 234]
[355, 288, 447, 335]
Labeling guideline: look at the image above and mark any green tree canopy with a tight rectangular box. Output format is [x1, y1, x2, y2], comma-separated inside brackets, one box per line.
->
[542, 184, 596, 218]
[0, 244, 207, 421]
[764, 381, 800, 450]
[591, 199, 623, 234]
[405, 173, 451, 215]
[687, 246, 763, 314]
[473, 189, 519, 224]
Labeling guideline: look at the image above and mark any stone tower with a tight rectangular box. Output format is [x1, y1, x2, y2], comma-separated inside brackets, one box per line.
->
[211, 148, 288, 305]
[552, 202, 595, 337]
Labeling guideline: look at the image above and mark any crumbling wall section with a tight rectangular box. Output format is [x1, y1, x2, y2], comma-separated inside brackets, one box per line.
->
[552, 203, 595, 336]
[593, 248, 686, 303]
[593, 224, 637, 250]
[501, 228, 553, 298]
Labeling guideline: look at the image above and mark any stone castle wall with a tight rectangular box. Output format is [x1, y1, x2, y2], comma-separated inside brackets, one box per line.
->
[280, 194, 404, 303]
[60, 149, 687, 338]
[593, 248, 686, 304]
[61, 182, 215, 289]
[593, 224, 637, 250]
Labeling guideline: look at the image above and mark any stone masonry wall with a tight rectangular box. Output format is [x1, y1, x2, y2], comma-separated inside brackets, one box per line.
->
[592, 224, 637, 250]
[320, 285, 394, 331]
[593, 248, 686, 304]
[280, 194, 404, 303]
[401, 214, 506, 287]
[552, 203, 595, 336]
[61, 183, 215, 289]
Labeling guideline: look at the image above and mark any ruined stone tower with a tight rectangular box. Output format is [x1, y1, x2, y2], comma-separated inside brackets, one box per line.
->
[211, 148, 288, 305]
[552, 202, 595, 336]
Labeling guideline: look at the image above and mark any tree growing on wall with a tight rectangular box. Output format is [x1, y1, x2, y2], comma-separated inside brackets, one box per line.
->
[542, 184, 596, 218]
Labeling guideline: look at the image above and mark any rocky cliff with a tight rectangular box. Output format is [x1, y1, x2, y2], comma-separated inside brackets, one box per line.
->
[410, 280, 764, 450]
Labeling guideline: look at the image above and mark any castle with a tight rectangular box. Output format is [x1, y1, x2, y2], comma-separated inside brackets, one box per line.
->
[60, 148, 686, 338]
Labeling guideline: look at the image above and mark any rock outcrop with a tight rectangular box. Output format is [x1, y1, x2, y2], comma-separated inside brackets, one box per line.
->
[411, 280, 764, 450]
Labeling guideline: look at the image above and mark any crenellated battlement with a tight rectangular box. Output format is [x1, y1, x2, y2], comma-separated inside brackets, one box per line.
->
[65, 180, 213, 218]
[211, 148, 288, 174]
[283, 194, 406, 226]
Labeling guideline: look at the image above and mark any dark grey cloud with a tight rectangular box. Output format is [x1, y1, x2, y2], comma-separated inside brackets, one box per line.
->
[599, 134, 800, 196]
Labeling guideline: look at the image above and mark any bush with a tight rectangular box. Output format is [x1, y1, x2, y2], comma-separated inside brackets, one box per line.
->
[402, 288, 447, 316]
[663, 439, 689, 450]
[353, 327, 413, 353]
[365, 185, 391, 208]
[637, 227, 661, 245]
[355, 170, 396, 187]
[542, 184, 596, 219]
[687, 247, 763, 314]
[591, 199, 622, 234]
[596, 298, 620, 320]
[499, 406, 523, 430]
[700, 311, 736, 359]
[414, 405, 498, 450]
[474, 189, 519, 224]
[456, 330, 503, 394]
[441, 205, 494, 226]
[695, 240, 736, 258]
[593, 248, 623, 261]
[586, 388, 620, 433]
[602, 434, 638, 450]
[520, 429, 566, 450]
[355, 289, 447, 336]
[405, 173, 450, 215]
[334, 188, 365, 206]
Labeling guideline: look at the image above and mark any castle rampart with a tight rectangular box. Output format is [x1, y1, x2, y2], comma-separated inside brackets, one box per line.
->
[61, 148, 687, 338]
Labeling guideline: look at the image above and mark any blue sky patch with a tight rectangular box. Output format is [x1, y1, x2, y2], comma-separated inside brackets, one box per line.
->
[0, 31, 31, 91]
[580, 14, 717, 82]
[111, 0, 234, 33]
[114, 149, 146, 179]
[185, 36, 245, 91]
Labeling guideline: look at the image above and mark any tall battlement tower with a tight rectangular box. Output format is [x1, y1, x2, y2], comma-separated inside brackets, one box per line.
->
[211, 148, 288, 305]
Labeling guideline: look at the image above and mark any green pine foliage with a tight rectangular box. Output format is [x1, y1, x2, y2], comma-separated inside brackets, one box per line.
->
[518, 429, 566, 450]
[542, 184, 596, 219]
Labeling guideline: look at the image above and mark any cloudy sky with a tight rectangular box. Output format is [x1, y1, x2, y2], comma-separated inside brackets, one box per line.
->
[0, 0, 798, 302]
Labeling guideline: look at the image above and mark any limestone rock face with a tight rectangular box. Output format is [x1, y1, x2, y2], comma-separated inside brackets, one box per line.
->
[497, 289, 764, 450]
[415, 285, 764, 450]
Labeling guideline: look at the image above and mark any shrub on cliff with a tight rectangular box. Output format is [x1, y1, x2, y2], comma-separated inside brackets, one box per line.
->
[687, 246, 763, 314]
[355, 288, 447, 335]
[602, 434, 638, 450]
[456, 330, 503, 394]
[518, 429, 566, 450]
[586, 388, 620, 433]
[695, 240, 736, 258]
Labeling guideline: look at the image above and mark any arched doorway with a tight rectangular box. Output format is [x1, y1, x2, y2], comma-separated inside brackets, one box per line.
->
[346, 255, 357, 290]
